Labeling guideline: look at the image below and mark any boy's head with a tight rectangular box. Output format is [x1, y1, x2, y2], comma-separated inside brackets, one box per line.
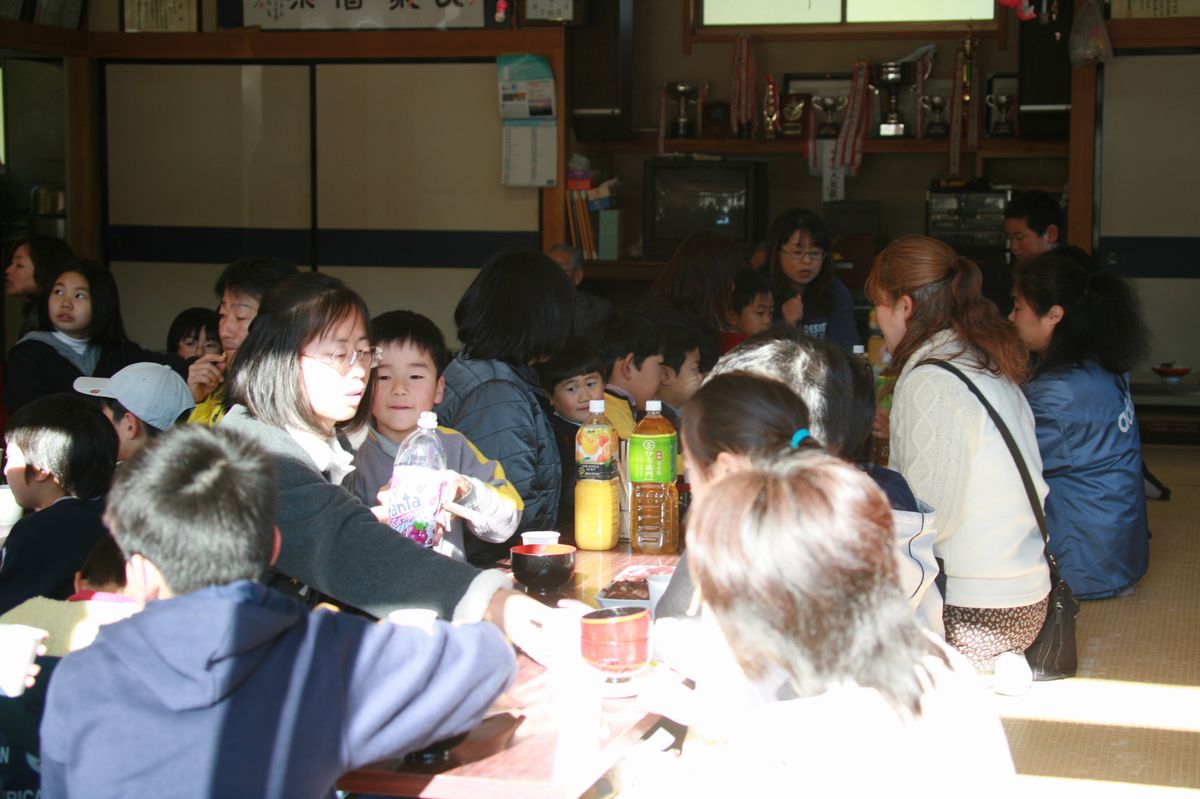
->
[74, 534, 128, 595]
[5, 393, 117, 509]
[369, 310, 448, 443]
[656, 320, 704, 409]
[536, 337, 606, 424]
[725, 268, 774, 336]
[213, 257, 298, 356]
[74, 363, 195, 462]
[104, 425, 277, 602]
[598, 311, 664, 410]
[1005, 190, 1064, 263]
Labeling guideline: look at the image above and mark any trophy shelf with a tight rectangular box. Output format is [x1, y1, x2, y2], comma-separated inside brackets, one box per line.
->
[576, 134, 1067, 159]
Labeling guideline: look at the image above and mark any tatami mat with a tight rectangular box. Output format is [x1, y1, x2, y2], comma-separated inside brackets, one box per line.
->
[997, 444, 1200, 794]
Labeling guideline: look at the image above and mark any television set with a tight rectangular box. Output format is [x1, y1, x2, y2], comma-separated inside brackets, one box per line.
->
[642, 157, 769, 260]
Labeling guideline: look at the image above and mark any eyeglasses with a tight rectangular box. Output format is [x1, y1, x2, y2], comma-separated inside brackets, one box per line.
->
[304, 346, 383, 375]
[779, 248, 825, 262]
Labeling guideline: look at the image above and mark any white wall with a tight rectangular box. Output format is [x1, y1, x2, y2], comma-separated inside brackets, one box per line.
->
[1100, 53, 1200, 376]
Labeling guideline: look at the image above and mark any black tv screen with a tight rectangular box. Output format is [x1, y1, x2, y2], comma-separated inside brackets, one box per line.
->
[643, 158, 768, 259]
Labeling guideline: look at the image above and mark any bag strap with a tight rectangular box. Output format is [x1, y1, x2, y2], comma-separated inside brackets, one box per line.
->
[921, 359, 1051, 552]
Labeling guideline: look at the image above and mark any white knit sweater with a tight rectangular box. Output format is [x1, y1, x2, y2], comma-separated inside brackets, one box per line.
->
[890, 330, 1050, 609]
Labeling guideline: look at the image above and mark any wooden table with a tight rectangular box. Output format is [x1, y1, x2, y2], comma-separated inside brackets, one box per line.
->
[336, 545, 680, 799]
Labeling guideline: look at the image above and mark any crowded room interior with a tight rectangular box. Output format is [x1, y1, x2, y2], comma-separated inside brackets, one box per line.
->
[0, 1, 1197, 796]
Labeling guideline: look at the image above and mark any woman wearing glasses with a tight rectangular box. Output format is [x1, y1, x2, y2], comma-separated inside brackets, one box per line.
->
[765, 208, 860, 352]
[220, 272, 566, 657]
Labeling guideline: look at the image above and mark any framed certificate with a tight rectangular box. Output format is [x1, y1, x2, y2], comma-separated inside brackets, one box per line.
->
[122, 0, 200, 31]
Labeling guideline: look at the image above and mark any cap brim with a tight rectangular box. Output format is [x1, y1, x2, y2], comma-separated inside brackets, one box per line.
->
[73, 376, 115, 398]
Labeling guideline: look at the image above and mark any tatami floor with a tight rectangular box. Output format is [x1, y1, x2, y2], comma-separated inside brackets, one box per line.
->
[1000, 444, 1200, 796]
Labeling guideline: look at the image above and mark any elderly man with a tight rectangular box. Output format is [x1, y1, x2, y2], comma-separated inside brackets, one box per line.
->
[546, 244, 613, 343]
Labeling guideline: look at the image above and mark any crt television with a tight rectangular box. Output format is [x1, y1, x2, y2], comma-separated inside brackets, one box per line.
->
[642, 157, 769, 260]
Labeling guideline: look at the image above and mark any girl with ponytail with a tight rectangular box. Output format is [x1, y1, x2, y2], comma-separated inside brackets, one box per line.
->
[866, 236, 1049, 693]
[1011, 251, 1149, 599]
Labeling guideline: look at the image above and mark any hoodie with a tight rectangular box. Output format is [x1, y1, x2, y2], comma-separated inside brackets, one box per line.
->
[39, 580, 515, 799]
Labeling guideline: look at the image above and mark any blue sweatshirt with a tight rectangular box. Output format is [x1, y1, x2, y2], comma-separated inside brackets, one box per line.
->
[39, 580, 515, 799]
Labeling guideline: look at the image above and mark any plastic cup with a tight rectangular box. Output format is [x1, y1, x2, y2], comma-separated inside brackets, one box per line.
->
[0, 624, 48, 697]
[521, 530, 561, 546]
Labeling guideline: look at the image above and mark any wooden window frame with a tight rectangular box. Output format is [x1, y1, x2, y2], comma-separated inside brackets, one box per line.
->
[683, 0, 1003, 53]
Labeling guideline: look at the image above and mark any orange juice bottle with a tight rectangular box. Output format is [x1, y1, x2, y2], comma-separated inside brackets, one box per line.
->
[629, 400, 679, 555]
[575, 400, 620, 550]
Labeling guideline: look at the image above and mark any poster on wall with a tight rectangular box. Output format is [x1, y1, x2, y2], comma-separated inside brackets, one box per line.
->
[241, 0, 485, 30]
[498, 53, 557, 188]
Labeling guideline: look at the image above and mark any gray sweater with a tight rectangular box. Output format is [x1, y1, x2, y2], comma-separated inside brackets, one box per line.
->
[220, 406, 511, 621]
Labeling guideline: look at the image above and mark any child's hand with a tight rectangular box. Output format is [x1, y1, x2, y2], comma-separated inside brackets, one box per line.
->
[781, 294, 804, 325]
[187, 353, 226, 403]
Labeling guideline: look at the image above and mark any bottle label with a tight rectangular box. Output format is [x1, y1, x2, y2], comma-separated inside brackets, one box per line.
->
[628, 433, 677, 483]
[576, 424, 616, 481]
[387, 465, 447, 548]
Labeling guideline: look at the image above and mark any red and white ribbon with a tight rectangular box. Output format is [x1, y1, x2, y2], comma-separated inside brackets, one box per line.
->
[834, 61, 871, 176]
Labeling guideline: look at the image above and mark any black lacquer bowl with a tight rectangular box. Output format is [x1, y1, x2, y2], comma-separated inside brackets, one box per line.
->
[510, 543, 576, 592]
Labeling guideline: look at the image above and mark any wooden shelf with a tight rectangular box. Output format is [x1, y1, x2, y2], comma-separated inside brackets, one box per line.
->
[0, 19, 86, 55]
[576, 134, 1067, 159]
[1108, 17, 1200, 49]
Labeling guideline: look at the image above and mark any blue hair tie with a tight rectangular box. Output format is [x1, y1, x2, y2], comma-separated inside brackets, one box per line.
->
[791, 428, 811, 448]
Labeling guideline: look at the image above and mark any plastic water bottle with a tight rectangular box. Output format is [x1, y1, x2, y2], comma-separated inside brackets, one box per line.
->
[629, 400, 679, 555]
[388, 411, 448, 548]
[575, 399, 620, 551]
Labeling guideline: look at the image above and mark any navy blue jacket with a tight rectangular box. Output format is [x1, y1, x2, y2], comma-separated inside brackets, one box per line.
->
[40, 580, 515, 799]
[1025, 360, 1148, 599]
[0, 497, 107, 615]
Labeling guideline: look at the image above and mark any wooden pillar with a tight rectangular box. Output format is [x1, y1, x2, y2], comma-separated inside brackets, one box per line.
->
[1067, 60, 1096, 253]
[65, 55, 102, 261]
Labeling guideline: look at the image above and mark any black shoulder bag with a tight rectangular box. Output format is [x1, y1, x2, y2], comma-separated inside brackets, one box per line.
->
[924, 359, 1080, 681]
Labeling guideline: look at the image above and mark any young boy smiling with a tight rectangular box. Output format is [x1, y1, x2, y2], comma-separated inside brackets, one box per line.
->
[348, 311, 521, 562]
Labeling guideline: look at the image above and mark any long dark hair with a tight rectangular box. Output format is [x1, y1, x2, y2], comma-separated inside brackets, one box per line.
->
[687, 453, 947, 718]
[455, 250, 574, 364]
[227, 272, 373, 435]
[765, 208, 836, 317]
[1014, 252, 1148, 377]
[865, 236, 1027, 384]
[644, 231, 743, 343]
[41, 260, 130, 350]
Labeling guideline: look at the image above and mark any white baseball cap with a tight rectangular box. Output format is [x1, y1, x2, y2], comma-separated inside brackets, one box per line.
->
[74, 362, 195, 432]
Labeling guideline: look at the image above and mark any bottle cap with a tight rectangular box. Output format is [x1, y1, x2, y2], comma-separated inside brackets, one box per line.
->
[417, 411, 438, 429]
[645, 400, 662, 412]
[589, 399, 606, 413]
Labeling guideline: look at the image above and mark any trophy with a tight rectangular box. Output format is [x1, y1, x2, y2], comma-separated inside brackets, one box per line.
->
[762, 76, 780, 140]
[780, 93, 808, 138]
[870, 61, 915, 137]
[986, 94, 1016, 138]
[813, 95, 848, 139]
[665, 82, 701, 139]
[920, 95, 949, 138]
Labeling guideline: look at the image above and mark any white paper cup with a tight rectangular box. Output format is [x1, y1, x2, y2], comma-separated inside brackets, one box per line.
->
[0, 486, 23, 526]
[521, 530, 560, 546]
[387, 608, 439, 631]
[0, 624, 49, 697]
[648, 574, 673, 614]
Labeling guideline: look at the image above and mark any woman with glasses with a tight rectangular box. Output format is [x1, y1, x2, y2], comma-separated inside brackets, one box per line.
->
[434, 251, 576, 567]
[220, 272, 564, 654]
[765, 208, 859, 352]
